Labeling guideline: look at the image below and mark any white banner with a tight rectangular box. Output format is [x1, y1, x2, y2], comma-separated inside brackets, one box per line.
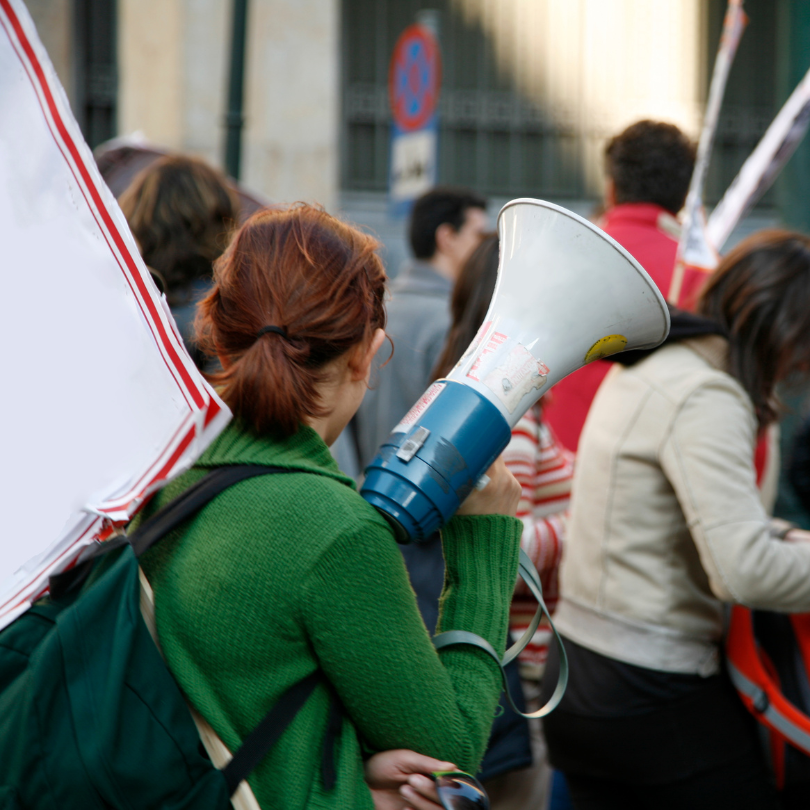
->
[707, 66, 810, 251]
[0, 0, 230, 629]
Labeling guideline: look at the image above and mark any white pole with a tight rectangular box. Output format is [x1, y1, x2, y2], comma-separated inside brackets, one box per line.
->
[707, 67, 810, 252]
[668, 0, 746, 303]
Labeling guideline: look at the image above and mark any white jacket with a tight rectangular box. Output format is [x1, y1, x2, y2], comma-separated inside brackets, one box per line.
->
[555, 335, 810, 676]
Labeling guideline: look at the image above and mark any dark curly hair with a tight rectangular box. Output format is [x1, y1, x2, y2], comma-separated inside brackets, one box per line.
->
[605, 120, 696, 215]
[120, 155, 239, 303]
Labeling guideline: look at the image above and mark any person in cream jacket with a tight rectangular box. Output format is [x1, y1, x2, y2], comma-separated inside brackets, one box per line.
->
[542, 232, 810, 810]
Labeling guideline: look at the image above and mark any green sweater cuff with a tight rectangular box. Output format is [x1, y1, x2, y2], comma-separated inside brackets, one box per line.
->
[436, 514, 522, 654]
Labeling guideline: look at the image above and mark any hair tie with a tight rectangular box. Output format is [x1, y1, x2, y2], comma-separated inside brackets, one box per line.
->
[256, 325, 289, 340]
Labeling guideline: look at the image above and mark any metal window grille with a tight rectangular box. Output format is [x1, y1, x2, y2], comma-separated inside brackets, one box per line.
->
[341, 0, 778, 206]
[73, 0, 118, 149]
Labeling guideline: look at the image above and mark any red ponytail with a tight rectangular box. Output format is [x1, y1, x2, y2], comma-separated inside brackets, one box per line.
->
[195, 204, 387, 437]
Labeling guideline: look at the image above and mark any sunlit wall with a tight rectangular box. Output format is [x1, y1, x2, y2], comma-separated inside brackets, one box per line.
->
[450, 0, 706, 195]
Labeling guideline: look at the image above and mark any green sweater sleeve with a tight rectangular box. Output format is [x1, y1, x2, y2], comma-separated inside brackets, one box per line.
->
[300, 512, 522, 773]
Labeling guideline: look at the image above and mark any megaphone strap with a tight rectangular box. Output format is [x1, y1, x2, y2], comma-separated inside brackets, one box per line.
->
[502, 553, 547, 667]
[432, 548, 569, 719]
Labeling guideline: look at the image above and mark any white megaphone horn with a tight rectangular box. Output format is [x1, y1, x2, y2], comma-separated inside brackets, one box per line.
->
[362, 198, 671, 542]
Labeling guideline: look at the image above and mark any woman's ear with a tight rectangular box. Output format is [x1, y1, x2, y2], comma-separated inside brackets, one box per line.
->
[349, 328, 386, 382]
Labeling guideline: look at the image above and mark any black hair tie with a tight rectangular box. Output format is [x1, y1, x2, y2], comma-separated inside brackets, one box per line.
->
[257, 325, 289, 340]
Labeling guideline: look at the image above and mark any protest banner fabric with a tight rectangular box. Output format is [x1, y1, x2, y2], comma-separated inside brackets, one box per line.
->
[0, 0, 230, 629]
[707, 66, 810, 252]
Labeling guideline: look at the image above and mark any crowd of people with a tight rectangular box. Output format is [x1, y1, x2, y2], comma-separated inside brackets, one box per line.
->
[116, 118, 810, 810]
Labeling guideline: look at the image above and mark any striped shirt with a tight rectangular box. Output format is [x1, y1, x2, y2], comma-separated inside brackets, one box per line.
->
[503, 404, 575, 680]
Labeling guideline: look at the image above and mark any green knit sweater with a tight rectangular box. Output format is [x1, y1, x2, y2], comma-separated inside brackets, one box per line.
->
[139, 421, 522, 810]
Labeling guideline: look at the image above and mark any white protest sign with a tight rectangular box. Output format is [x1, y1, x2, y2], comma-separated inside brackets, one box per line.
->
[0, 0, 230, 629]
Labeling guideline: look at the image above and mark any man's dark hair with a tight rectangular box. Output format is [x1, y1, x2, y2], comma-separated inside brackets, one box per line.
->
[409, 186, 487, 259]
[605, 120, 696, 214]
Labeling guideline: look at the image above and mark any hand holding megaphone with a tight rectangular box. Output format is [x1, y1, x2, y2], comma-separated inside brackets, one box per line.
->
[456, 457, 521, 518]
[362, 198, 671, 542]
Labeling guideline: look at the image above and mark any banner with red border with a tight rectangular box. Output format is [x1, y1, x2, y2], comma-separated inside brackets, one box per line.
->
[0, 0, 231, 629]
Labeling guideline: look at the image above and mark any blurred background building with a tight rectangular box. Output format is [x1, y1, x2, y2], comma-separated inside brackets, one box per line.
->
[26, 0, 810, 270]
[23, 0, 810, 523]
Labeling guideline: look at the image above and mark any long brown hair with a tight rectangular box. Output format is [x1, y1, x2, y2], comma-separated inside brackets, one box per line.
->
[120, 155, 239, 300]
[432, 233, 499, 380]
[196, 204, 387, 437]
[698, 229, 810, 427]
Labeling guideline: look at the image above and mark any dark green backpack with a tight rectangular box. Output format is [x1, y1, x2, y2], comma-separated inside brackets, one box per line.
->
[0, 465, 329, 810]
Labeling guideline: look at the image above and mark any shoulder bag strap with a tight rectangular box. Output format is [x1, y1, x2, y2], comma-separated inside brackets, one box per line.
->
[132, 463, 338, 797]
[130, 464, 293, 557]
[432, 548, 568, 719]
[50, 466, 298, 596]
[220, 672, 325, 793]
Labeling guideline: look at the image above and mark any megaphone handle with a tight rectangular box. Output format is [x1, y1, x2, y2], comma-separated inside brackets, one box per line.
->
[432, 549, 569, 720]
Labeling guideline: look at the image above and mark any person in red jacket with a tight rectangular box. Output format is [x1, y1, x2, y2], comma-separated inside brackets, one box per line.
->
[543, 120, 696, 451]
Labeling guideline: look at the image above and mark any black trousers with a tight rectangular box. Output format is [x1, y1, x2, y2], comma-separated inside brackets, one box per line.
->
[563, 759, 780, 810]
[543, 670, 782, 810]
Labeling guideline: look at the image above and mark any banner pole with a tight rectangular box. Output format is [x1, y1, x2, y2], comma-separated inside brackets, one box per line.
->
[706, 66, 810, 252]
[668, 0, 747, 304]
[224, 0, 249, 181]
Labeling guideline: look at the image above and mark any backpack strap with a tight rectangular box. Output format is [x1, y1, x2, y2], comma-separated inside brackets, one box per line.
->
[432, 548, 568, 718]
[221, 671, 324, 793]
[129, 464, 341, 796]
[727, 605, 810, 756]
[130, 464, 293, 557]
[321, 687, 344, 790]
[50, 466, 295, 596]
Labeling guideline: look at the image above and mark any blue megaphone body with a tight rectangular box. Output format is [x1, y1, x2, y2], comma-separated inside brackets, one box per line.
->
[361, 199, 670, 543]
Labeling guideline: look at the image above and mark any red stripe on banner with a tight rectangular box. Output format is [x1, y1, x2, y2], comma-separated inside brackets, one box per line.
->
[140, 425, 197, 498]
[204, 398, 222, 428]
[0, 0, 204, 411]
[95, 425, 198, 522]
[102, 421, 197, 514]
[101, 415, 196, 509]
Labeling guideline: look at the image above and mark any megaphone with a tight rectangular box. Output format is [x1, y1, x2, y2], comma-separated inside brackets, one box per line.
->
[361, 199, 670, 542]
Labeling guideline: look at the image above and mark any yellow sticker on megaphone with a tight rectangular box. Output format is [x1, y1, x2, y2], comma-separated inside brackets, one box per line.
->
[585, 334, 628, 364]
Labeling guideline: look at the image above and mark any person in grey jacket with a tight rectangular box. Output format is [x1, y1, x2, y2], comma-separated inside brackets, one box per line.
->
[354, 187, 487, 468]
[542, 230, 810, 810]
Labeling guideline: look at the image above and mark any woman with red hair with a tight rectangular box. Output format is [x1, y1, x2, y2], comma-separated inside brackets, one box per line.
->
[138, 204, 522, 809]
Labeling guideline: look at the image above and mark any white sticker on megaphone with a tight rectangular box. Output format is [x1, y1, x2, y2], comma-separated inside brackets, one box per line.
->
[466, 329, 508, 382]
[391, 382, 446, 434]
[482, 344, 550, 413]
